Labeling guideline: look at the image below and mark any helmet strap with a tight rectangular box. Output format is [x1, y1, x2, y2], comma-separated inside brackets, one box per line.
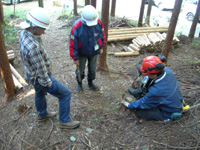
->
[31, 26, 40, 35]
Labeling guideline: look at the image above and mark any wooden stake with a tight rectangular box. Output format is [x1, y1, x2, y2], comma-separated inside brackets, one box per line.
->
[9, 64, 28, 86]
[114, 51, 139, 56]
[12, 74, 23, 91]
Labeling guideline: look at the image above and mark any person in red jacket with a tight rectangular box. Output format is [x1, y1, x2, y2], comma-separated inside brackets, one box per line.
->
[69, 5, 106, 92]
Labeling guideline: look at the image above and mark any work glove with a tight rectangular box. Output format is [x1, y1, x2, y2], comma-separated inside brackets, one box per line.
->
[121, 100, 130, 108]
[48, 82, 57, 93]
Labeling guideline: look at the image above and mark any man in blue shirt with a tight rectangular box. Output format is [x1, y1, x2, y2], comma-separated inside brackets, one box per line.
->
[122, 55, 183, 121]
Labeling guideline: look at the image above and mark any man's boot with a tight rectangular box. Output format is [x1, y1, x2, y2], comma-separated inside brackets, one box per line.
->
[88, 80, 99, 91]
[76, 81, 83, 93]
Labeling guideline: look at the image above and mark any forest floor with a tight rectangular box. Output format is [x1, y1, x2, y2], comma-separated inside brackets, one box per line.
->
[0, 1, 200, 150]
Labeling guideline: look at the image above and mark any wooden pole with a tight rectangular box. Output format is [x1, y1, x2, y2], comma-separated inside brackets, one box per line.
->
[114, 51, 139, 56]
[12, 74, 23, 91]
[9, 64, 28, 86]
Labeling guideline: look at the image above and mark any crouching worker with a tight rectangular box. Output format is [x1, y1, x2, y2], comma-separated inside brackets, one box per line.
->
[19, 7, 80, 129]
[121, 55, 183, 121]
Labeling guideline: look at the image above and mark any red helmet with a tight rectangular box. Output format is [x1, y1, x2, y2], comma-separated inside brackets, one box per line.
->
[140, 56, 164, 75]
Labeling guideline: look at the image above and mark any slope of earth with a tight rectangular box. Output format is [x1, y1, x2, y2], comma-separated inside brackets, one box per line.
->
[0, 1, 200, 150]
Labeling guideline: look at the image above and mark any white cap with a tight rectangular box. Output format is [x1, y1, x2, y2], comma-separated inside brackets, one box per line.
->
[20, 7, 50, 29]
[81, 5, 98, 26]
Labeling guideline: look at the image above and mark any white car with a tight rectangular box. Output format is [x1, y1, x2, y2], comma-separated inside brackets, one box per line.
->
[183, 2, 200, 22]
[154, 0, 175, 10]
[2, 0, 30, 4]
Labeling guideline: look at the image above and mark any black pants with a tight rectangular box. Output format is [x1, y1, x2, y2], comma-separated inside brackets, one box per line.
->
[136, 108, 164, 121]
[75, 55, 98, 81]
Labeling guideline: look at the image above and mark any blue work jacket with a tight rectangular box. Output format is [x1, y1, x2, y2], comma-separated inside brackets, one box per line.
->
[128, 67, 183, 119]
[69, 18, 106, 60]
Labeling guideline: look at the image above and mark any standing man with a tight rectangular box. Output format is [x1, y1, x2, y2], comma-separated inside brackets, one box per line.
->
[19, 7, 80, 129]
[69, 5, 106, 92]
[122, 56, 183, 121]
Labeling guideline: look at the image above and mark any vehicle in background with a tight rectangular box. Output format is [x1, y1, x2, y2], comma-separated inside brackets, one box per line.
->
[183, 2, 200, 22]
[2, 0, 31, 4]
[145, 0, 175, 10]
[154, 0, 175, 10]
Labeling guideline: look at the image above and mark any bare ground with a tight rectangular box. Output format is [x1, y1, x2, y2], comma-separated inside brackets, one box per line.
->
[0, 1, 200, 150]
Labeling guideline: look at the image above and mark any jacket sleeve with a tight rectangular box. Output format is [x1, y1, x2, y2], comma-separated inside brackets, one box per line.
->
[127, 89, 161, 110]
[98, 19, 106, 48]
[69, 25, 80, 60]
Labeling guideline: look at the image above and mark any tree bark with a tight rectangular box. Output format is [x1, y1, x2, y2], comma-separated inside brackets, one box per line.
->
[111, 0, 116, 17]
[0, 0, 4, 24]
[146, 0, 153, 25]
[162, 0, 182, 61]
[85, 0, 90, 5]
[138, 0, 146, 27]
[38, 0, 44, 7]
[188, 0, 200, 39]
[0, 22, 15, 103]
[73, 0, 78, 16]
[91, 0, 96, 8]
[97, 0, 109, 71]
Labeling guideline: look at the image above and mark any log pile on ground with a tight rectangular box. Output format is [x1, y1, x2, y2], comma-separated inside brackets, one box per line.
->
[108, 27, 180, 56]
[108, 26, 168, 42]
[6, 51, 28, 90]
[7, 50, 15, 61]
[10, 63, 28, 91]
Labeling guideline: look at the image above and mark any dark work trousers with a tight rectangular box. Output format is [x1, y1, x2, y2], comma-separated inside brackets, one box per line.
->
[26, 73, 71, 123]
[76, 54, 98, 81]
[136, 108, 164, 121]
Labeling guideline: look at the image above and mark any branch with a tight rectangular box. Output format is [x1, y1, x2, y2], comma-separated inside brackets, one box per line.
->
[153, 140, 200, 149]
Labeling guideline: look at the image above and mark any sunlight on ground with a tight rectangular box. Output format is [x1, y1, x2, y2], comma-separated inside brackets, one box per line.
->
[17, 88, 35, 101]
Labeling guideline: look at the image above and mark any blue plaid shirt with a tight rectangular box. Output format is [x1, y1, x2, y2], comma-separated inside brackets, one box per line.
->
[19, 30, 52, 87]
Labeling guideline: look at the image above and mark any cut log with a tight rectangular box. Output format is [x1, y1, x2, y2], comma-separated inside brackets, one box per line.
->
[129, 44, 140, 51]
[114, 51, 139, 56]
[7, 50, 14, 55]
[126, 47, 134, 52]
[108, 26, 168, 33]
[107, 52, 115, 55]
[7, 54, 15, 61]
[132, 39, 140, 47]
[12, 74, 23, 91]
[9, 64, 28, 86]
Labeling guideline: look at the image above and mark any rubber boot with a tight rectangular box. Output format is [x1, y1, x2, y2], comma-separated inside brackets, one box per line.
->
[76, 81, 83, 93]
[88, 80, 99, 91]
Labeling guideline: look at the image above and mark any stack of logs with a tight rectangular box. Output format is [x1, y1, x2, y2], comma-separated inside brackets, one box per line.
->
[108, 26, 168, 42]
[7, 50, 15, 61]
[7, 50, 28, 90]
[107, 26, 180, 56]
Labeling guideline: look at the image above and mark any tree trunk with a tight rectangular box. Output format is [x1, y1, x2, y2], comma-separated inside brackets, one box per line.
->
[73, 0, 78, 16]
[38, 0, 44, 7]
[85, 0, 90, 5]
[97, 0, 109, 71]
[188, 0, 200, 39]
[0, 22, 15, 103]
[162, 0, 182, 61]
[0, 0, 4, 24]
[146, 0, 153, 25]
[138, 0, 146, 27]
[91, 0, 96, 8]
[111, 0, 116, 17]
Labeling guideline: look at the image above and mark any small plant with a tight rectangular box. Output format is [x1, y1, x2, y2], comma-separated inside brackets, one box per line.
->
[191, 39, 200, 48]
[1, 23, 18, 46]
